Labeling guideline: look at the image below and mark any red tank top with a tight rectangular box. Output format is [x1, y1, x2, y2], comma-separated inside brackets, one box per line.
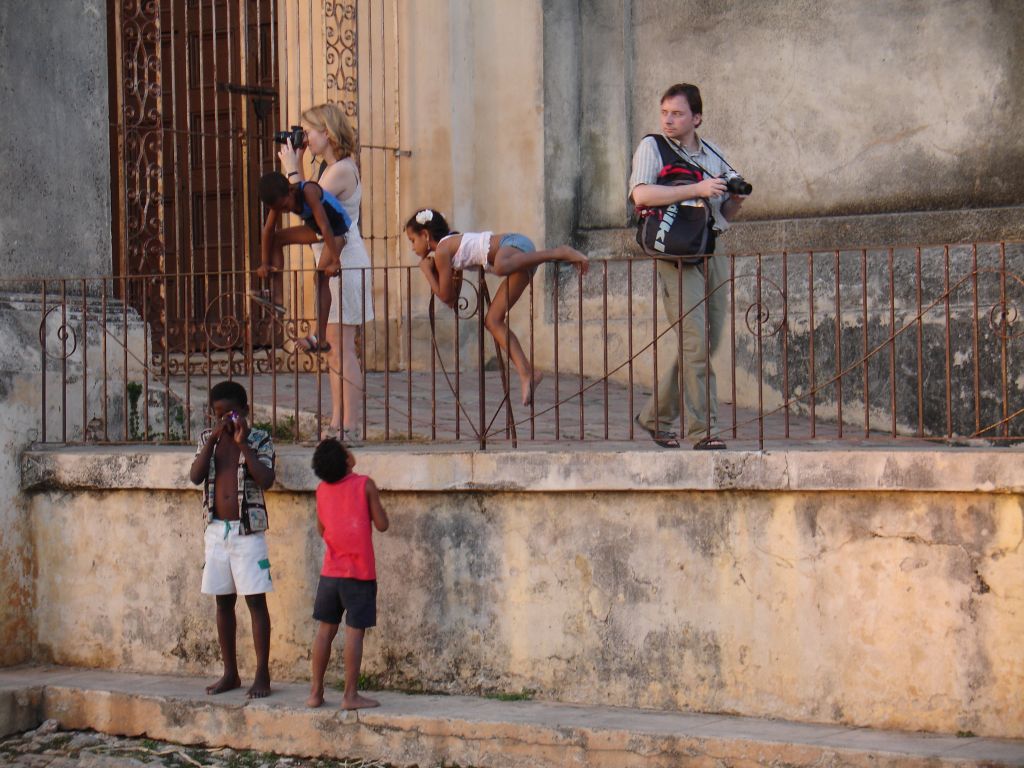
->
[316, 473, 376, 580]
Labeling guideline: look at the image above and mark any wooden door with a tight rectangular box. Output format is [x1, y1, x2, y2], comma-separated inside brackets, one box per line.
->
[159, 0, 279, 353]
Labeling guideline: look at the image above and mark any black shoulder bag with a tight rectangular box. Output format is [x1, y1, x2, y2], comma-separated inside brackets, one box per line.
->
[634, 134, 715, 264]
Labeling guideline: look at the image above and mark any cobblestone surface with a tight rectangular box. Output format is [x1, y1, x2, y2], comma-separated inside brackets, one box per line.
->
[0, 721, 398, 768]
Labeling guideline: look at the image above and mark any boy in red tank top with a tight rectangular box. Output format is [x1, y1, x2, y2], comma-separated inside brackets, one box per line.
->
[307, 439, 389, 710]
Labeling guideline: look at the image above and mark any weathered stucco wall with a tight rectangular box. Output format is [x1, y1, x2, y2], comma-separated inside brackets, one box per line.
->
[399, 0, 546, 242]
[546, 0, 1024, 249]
[0, 0, 112, 277]
[628, 0, 1023, 220]
[18, 446, 1024, 738]
[397, 0, 565, 380]
[0, 297, 142, 666]
[342, 0, 1024, 261]
[0, 337, 38, 666]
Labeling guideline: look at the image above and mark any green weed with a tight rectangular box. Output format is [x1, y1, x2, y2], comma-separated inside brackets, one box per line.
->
[253, 415, 296, 442]
[483, 688, 535, 702]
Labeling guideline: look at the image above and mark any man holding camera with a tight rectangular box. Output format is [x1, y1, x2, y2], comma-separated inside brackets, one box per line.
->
[630, 83, 748, 449]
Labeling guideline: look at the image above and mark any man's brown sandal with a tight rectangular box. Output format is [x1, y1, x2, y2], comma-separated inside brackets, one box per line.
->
[636, 416, 681, 449]
[693, 436, 727, 450]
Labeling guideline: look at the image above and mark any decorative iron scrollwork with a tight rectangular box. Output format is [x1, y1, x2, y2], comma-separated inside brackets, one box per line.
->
[325, 2, 358, 119]
[979, 268, 1024, 341]
[193, 291, 328, 375]
[118, 0, 164, 277]
[733, 273, 787, 339]
[38, 306, 80, 361]
[455, 280, 482, 321]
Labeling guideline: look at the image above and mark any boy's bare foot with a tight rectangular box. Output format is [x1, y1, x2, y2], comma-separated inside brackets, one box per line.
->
[306, 689, 325, 708]
[522, 370, 543, 406]
[341, 693, 380, 710]
[559, 246, 590, 274]
[205, 673, 241, 695]
[247, 672, 271, 699]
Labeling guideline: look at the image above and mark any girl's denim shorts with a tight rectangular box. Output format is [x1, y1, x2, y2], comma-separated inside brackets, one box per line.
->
[498, 233, 539, 276]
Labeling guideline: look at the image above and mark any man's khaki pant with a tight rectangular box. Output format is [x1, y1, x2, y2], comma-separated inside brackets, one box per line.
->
[638, 256, 728, 440]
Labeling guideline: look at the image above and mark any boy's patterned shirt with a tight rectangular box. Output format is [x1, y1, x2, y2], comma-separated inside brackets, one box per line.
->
[195, 426, 275, 534]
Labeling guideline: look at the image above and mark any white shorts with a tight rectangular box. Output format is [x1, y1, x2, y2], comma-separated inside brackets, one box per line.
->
[201, 521, 274, 596]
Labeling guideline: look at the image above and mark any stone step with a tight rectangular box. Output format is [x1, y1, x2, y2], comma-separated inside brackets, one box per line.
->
[2, 667, 1022, 767]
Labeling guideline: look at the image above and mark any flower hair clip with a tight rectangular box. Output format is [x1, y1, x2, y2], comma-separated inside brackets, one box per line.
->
[415, 209, 434, 225]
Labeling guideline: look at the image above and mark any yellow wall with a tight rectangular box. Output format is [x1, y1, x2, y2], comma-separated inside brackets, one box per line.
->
[398, 0, 546, 244]
[17, 446, 1024, 738]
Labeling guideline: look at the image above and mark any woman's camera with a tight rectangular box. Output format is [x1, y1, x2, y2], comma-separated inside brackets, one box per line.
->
[273, 125, 307, 149]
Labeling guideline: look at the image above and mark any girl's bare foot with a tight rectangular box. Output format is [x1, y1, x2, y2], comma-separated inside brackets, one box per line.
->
[205, 673, 241, 695]
[559, 246, 589, 274]
[341, 693, 380, 710]
[306, 689, 325, 708]
[522, 369, 543, 406]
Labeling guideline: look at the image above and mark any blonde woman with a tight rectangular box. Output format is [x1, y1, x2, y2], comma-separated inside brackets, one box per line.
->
[279, 103, 373, 441]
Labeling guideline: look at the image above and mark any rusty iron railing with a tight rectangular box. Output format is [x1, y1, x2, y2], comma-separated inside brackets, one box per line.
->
[18, 240, 1024, 450]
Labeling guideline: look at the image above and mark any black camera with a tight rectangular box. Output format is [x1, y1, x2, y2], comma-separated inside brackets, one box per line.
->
[273, 125, 306, 149]
[722, 170, 752, 196]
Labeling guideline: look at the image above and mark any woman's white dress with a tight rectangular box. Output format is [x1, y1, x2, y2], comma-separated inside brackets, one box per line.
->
[312, 158, 374, 325]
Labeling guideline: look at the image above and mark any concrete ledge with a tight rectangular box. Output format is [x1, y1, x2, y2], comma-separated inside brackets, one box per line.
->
[20, 443, 1024, 494]
[2, 667, 1022, 768]
[576, 208, 1024, 256]
[0, 684, 41, 738]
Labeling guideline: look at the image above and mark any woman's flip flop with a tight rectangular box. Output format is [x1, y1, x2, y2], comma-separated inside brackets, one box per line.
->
[295, 335, 331, 353]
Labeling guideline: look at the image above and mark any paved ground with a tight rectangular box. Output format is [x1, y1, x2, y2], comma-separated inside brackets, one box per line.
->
[2, 667, 1022, 767]
[162, 368, 941, 450]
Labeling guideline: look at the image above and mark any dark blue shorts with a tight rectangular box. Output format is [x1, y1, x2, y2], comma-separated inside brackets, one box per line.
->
[313, 575, 377, 628]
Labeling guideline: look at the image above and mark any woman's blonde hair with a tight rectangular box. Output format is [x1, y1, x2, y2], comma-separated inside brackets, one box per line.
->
[301, 102, 356, 160]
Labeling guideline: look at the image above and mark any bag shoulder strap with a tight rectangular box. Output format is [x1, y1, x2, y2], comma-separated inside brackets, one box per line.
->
[647, 133, 733, 179]
[646, 133, 701, 171]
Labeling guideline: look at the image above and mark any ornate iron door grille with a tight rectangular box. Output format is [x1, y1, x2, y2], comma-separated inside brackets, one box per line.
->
[109, 0, 398, 368]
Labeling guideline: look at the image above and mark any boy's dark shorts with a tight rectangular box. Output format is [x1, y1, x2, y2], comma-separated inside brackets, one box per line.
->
[313, 576, 377, 628]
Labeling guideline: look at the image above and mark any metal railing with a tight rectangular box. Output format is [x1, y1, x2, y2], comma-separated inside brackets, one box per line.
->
[16, 239, 1024, 449]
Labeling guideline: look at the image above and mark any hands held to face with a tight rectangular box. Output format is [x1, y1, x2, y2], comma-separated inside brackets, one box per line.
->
[278, 138, 305, 177]
[212, 410, 249, 446]
[418, 255, 457, 309]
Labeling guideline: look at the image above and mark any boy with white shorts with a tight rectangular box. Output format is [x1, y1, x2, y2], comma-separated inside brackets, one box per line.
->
[188, 381, 276, 698]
